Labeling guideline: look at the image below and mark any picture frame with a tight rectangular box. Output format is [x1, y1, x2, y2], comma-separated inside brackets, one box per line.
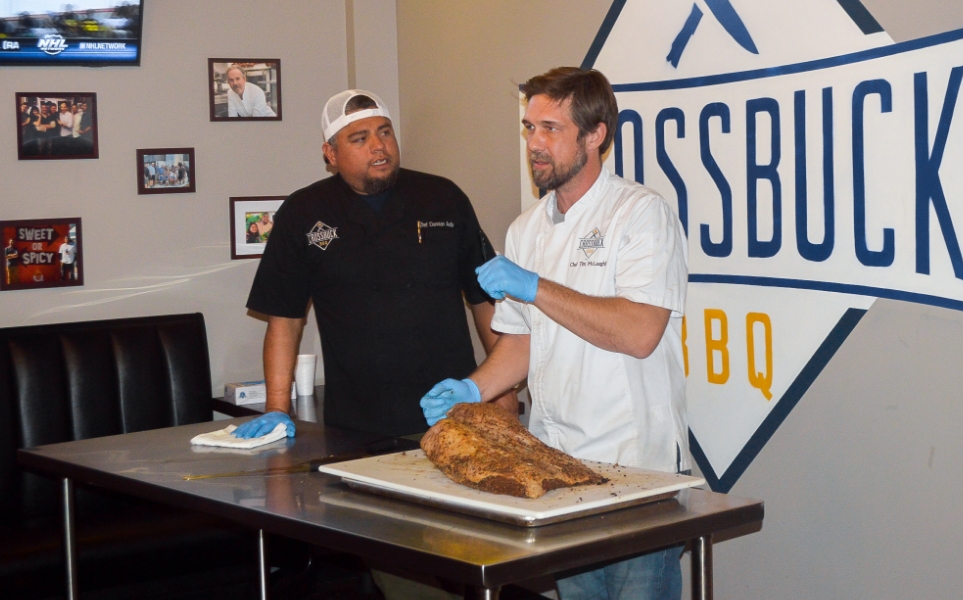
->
[1, 218, 83, 291]
[136, 148, 196, 194]
[208, 59, 282, 121]
[16, 93, 98, 160]
[230, 196, 285, 259]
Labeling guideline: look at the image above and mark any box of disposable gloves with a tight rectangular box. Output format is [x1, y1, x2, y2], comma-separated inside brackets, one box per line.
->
[224, 380, 296, 405]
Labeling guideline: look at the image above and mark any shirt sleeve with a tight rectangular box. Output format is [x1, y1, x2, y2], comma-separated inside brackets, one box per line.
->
[455, 188, 493, 306]
[614, 193, 688, 316]
[490, 223, 532, 335]
[227, 92, 239, 117]
[246, 198, 312, 318]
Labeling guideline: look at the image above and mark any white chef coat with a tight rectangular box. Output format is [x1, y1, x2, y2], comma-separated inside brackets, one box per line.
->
[227, 82, 277, 118]
[492, 168, 689, 473]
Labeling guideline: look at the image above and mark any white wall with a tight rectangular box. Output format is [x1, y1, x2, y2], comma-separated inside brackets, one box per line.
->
[0, 1, 401, 395]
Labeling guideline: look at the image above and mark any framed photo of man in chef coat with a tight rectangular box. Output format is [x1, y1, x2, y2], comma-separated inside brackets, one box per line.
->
[208, 59, 282, 121]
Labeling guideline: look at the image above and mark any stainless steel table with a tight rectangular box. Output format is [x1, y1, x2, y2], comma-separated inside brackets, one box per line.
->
[18, 419, 763, 600]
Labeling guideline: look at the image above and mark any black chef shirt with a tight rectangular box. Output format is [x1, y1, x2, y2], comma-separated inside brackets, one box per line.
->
[247, 169, 493, 437]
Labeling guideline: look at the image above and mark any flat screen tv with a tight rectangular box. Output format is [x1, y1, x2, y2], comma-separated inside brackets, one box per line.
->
[0, 1, 143, 67]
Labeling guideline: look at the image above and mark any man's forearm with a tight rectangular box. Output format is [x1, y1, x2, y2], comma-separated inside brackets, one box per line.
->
[470, 301, 520, 416]
[533, 279, 670, 359]
[470, 333, 530, 402]
[469, 301, 499, 353]
[263, 315, 305, 413]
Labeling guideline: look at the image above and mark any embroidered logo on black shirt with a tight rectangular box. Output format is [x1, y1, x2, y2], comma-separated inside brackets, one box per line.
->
[578, 228, 605, 258]
[307, 221, 338, 250]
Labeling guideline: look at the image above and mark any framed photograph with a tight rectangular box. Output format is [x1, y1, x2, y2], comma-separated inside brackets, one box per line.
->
[230, 196, 285, 259]
[209, 59, 282, 121]
[16, 93, 98, 160]
[1, 218, 83, 292]
[137, 148, 196, 194]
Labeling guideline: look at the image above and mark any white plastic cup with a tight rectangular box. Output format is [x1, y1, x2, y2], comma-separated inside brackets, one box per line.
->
[295, 354, 317, 396]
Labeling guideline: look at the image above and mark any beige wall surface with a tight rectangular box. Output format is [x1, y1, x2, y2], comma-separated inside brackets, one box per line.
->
[0, 1, 356, 392]
[397, 1, 963, 598]
[350, 0, 401, 145]
[865, 0, 963, 42]
[396, 0, 614, 253]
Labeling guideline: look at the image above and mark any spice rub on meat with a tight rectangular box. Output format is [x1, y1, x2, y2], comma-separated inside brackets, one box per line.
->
[420, 402, 607, 499]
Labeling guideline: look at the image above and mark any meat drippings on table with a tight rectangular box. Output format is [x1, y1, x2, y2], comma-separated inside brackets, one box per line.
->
[420, 402, 608, 499]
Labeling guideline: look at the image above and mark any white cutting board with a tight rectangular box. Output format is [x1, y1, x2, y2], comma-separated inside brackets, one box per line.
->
[318, 450, 705, 526]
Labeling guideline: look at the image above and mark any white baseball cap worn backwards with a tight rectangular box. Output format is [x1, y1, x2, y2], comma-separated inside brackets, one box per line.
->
[322, 89, 391, 142]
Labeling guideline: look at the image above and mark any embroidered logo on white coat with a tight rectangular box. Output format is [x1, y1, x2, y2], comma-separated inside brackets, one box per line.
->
[578, 228, 605, 258]
[307, 221, 338, 250]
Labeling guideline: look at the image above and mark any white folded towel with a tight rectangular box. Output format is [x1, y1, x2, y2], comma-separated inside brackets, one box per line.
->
[190, 424, 288, 449]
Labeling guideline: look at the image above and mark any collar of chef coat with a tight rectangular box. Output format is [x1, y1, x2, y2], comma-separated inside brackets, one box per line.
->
[543, 167, 610, 225]
[336, 172, 408, 237]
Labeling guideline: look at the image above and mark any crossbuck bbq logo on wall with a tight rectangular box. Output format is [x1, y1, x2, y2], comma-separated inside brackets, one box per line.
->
[518, 0, 963, 492]
[578, 228, 605, 258]
[307, 221, 338, 250]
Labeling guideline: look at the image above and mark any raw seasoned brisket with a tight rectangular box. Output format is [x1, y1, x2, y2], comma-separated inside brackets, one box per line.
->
[420, 402, 607, 498]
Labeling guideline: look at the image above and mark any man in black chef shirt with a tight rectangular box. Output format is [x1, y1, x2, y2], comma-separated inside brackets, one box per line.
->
[236, 89, 515, 441]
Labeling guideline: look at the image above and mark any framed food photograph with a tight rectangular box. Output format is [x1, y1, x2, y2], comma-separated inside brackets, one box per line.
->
[137, 148, 196, 194]
[209, 59, 282, 121]
[230, 196, 285, 259]
[1, 218, 83, 292]
[16, 93, 98, 160]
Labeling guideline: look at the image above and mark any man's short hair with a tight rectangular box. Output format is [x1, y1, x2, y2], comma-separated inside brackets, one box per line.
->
[226, 64, 246, 80]
[521, 67, 619, 155]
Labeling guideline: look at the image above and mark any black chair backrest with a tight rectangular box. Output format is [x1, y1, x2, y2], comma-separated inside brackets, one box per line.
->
[0, 313, 213, 524]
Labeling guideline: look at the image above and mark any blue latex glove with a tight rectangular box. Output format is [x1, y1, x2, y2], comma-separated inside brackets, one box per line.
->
[420, 378, 481, 426]
[233, 411, 296, 439]
[476, 256, 539, 303]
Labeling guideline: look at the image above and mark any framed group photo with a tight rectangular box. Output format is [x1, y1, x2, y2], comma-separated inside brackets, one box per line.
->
[16, 93, 98, 160]
[137, 148, 196, 194]
[208, 59, 282, 121]
[230, 196, 285, 259]
[2, 218, 83, 292]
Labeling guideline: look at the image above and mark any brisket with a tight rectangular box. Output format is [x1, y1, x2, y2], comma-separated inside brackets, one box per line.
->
[420, 402, 607, 499]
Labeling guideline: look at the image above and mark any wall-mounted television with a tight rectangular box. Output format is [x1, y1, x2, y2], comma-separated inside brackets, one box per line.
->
[0, 1, 143, 67]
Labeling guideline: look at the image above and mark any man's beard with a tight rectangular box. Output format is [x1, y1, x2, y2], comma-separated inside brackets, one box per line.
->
[529, 139, 588, 191]
[361, 161, 401, 195]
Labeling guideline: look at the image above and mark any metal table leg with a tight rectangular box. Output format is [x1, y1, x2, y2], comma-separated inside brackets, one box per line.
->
[469, 586, 500, 599]
[258, 529, 269, 599]
[691, 534, 713, 600]
[62, 477, 79, 600]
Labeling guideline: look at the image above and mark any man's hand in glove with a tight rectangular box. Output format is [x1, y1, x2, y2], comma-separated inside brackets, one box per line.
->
[420, 378, 481, 426]
[476, 256, 539, 303]
[233, 411, 296, 439]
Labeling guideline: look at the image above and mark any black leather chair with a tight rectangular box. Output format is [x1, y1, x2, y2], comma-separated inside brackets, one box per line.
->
[1, 313, 261, 599]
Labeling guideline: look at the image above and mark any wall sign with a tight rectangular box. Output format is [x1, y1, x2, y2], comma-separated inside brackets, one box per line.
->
[1, 218, 83, 291]
[522, 1, 963, 491]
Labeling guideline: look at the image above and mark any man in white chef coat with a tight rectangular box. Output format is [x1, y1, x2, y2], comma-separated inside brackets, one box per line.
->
[226, 64, 277, 118]
[421, 66, 690, 600]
